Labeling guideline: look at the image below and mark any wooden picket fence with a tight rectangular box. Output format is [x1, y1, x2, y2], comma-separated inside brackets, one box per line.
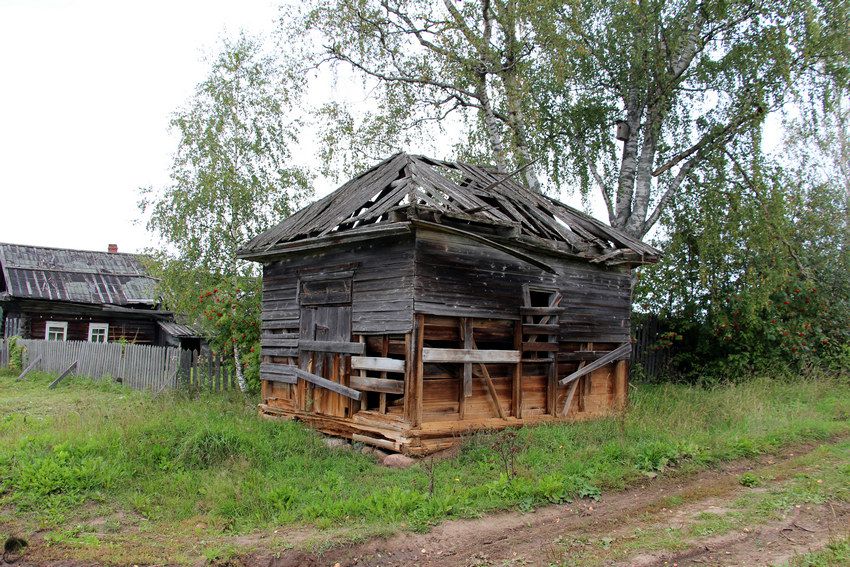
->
[0, 338, 9, 369]
[1, 339, 240, 393]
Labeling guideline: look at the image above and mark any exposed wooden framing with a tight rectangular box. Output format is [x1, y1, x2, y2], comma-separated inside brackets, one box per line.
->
[379, 335, 389, 413]
[559, 343, 631, 386]
[471, 337, 507, 420]
[298, 340, 366, 355]
[351, 356, 405, 373]
[422, 348, 522, 364]
[245, 152, 655, 454]
[357, 335, 368, 412]
[293, 367, 362, 401]
[350, 375, 405, 394]
[414, 314, 425, 427]
[559, 350, 632, 361]
[513, 320, 523, 418]
[461, 318, 473, 398]
[561, 376, 581, 417]
[403, 331, 415, 421]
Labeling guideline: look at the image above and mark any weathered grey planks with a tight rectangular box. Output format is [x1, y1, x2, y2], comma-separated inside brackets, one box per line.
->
[350, 356, 405, 373]
[558, 343, 632, 386]
[422, 348, 522, 364]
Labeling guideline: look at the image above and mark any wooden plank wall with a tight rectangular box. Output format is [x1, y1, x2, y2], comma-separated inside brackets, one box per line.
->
[414, 229, 632, 344]
[27, 314, 157, 344]
[261, 235, 415, 343]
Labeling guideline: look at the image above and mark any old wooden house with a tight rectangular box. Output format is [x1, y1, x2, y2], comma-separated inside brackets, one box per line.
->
[238, 153, 660, 454]
[0, 243, 200, 348]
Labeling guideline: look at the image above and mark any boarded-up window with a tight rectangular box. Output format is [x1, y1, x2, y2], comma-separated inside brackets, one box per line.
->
[299, 278, 352, 306]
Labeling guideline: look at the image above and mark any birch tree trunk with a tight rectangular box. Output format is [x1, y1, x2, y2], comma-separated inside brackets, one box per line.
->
[233, 342, 247, 392]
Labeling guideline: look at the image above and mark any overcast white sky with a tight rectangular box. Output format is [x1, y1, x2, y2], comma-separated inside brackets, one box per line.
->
[1, 1, 785, 255]
[0, 0, 282, 253]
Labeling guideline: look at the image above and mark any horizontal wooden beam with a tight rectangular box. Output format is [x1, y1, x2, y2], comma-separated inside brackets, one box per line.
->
[558, 349, 631, 362]
[261, 338, 298, 348]
[260, 363, 297, 384]
[558, 342, 631, 386]
[422, 348, 521, 364]
[298, 340, 366, 355]
[522, 342, 559, 352]
[522, 324, 560, 334]
[293, 367, 362, 400]
[352, 433, 400, 452]
[350, 375, 405, 394]
[350, 356, 405, 373]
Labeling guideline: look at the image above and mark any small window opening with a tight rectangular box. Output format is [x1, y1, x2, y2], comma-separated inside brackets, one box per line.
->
[45, 321, 68, 341]
[89, 323, 109, 343]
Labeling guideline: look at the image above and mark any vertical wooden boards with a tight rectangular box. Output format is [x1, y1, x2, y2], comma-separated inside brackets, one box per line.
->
[461, 318, 473, 398]
[415, 313, 424, 427]
[513, 320, 522, 418]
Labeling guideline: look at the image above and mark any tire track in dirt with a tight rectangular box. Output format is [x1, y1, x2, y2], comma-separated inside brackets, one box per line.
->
[255, 438, 848, 567]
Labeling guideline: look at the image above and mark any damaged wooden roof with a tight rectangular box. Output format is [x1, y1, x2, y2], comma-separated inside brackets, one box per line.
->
[0, 243, 158, 305]
[238, 153, 660, 265]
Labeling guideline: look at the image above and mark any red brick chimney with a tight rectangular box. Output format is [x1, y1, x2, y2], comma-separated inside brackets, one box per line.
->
[107, 244, 118, 254]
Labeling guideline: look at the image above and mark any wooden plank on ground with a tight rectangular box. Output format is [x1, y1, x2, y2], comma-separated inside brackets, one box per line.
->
[558, 343, 631, 386]
[49, 360, 77, 389]
[422, 348, 521, 364]
[16, 356, 42, 381]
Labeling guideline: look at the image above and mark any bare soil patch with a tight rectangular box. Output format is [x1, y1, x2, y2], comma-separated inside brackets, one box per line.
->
[247, 439, 849, 567]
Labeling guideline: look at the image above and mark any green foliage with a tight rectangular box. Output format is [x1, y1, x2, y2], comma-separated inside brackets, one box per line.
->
[739, 472, 761, 487]
[138, 33, 311, 389]
[7, 335, 24, 371]
[2, 369, 849, 545]
[292, 0, 850, 238]
[635, 133, 850, 380]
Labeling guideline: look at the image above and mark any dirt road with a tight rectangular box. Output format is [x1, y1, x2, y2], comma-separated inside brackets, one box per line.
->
[255, 440, 849, 567]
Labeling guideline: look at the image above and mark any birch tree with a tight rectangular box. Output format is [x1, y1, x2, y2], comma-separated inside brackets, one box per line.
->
[292, 0, 848, 239]
[140, 33, 310, 391]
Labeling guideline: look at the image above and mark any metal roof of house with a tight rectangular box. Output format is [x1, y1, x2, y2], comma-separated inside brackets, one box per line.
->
[238, 153, 660, 265]
[157, 320, 201, 338]
[0, 243, 159, 305]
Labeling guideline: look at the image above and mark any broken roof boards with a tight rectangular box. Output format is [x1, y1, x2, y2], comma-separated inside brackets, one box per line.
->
[243, 153, 657, 454]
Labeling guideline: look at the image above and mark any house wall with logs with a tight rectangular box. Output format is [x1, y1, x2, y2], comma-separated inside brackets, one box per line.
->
[258, 227, 630, 453]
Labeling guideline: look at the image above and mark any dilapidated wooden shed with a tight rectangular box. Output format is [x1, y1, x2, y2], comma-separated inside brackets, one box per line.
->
[238, 153, 659, 455]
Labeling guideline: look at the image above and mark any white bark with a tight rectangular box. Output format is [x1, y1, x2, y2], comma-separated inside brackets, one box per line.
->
[233, 341, 247, 392]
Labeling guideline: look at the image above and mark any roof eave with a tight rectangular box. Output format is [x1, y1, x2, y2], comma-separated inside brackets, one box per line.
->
[237, 222, 414, 262]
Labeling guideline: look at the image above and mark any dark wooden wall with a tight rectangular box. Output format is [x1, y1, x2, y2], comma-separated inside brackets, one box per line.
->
[28, 313, 157, 343]
[413, 229, 632, 344]
[3, 299, 159, 344]
[262, 235, 416, 347]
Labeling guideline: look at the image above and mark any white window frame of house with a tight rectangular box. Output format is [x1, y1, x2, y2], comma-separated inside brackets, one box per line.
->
[45, 321, 68, 341]
[88, 323, 109, 343]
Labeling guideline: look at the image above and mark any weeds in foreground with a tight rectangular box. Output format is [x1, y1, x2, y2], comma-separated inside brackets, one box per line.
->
[0, 370, 849, 553]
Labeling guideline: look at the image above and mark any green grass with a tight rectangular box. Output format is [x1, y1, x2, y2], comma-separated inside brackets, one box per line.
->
[550, 438, 850, 566]
[1, 369, 849, 557]
[787, 538, 850, 566]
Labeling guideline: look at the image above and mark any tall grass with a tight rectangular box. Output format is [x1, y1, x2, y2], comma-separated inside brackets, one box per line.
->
[1, 370, 848, 536]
